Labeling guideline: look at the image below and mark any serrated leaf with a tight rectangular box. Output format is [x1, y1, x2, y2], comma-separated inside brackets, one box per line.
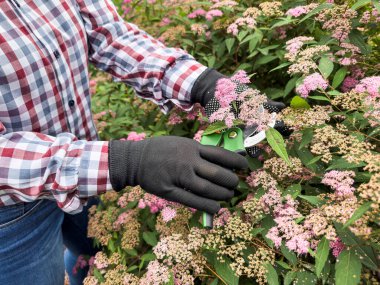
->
[349, 30, 371, 55]
[308, 95, 331, 102]
[214, 259, 239, 285]
[319, 57, 334, 79]
[332, 68, 348, 88]
[306, 155, 322, 166]
[203, 121, 227, 135]
[284, 77, 299, 96]
[265, 263, 279, 285]
[315, 237, 330, 277]
[284, 271, 297, 285]
[276, 260, 291, 269]
[284, 184, 302, 199]
[328, 90, 343, 96]
[351, 0, 371, 10]
[251, 228, 265, 236]
[143, 231, 158, 246]
[343, 202, 372, 228]
[326, 157, 366, 170]
[226, 38, 235, 54]
[253, 55, 278, 69]
[141, 253, 156, 262]
[299, 128, 314, 150]
[269, 62, 292, 73]
[295, 271, 318, 285]
[335, 250, 362, 285]
[299, 195, 321, 206]
[266, 127, 291, 165]
[281, 244, 298, 265]
[335, 223, 379, 271]
[290, 96, 311, 109]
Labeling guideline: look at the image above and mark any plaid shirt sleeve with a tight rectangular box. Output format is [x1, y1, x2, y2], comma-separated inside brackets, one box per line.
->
[76, 0, 207, 113]
[0, 122, 110, 214]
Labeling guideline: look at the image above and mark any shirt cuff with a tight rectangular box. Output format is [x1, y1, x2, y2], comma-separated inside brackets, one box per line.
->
[160, 58, 207, 113]
[78, 141, 112, 198]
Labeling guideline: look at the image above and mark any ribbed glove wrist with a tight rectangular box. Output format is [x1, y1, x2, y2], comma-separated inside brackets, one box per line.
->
[108, 139, 147, 191]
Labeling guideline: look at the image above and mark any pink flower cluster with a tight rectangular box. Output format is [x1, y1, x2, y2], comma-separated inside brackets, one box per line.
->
[341, 76, 359, 93]
[322, 171, 356, 197]
[72, 255, 88, 275]
[296, 73, 329, 98]
[355, 76, 380, 98]
[266, 195, 312, 254]
[330, 238, 345, 257]
[161, 206, 177, 222]
[213, 208, 232, 227]
[211, 0, 238, 9]
[205, 9, 223, 21]
[286, 4, 317, 17]
[126, 131, 146, 141]
[227, 17, 256, 36]
[214, 78, 238, 107]
[187, 9, 206, 19]
[285, 36, 314, 61]
[138, 193, 171, 213]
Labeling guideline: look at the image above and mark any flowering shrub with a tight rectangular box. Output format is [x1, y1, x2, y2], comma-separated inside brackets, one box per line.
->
[84, 0, 380, 284]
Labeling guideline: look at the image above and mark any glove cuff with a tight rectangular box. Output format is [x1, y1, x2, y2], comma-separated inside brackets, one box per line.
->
[109, 139, 147, 191]
[191, 68, 226, 107]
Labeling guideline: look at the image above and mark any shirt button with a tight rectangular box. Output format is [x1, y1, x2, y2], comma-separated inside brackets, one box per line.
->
[53, 50, 60, 59]
[68, 99, 75, 107]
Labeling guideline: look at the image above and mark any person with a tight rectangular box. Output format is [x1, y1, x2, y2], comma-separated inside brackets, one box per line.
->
[0, 1, 286, 284]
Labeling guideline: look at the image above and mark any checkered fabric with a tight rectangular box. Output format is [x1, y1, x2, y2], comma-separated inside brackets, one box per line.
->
[0, 0, 206, 213]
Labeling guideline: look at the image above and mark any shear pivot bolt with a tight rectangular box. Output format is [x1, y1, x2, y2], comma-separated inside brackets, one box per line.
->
[228, 131, 238, 139]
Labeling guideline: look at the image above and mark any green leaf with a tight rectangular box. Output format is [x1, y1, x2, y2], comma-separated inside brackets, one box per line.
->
[299, 195, 321, 206]
[299, 3, 334, 23]
[290, 96, 311, 109]
[305, 155, 322, 166]
[269, 62, 292, 73]
[308, 95, 331, 102]
[141, 253, 156, 262]
[328, 90, 343, 96]
[127, 265, 138, 272]
[266, 127, 291, 165]
[343, 202, 373, 228]
[237, 31, 249, 42]
[335, 223, 379, 271]
[214, 258, 239, 285]
[332, 68, 348, 88]
[203, 121, 227, 135]
[284, 184, 302, 199]
[265, 263, 279, 285]
[351, 0, 371, 10]
[335, 250, 362, 285]
[349, 30, 371, 55]
[281, 244, 298, 265]
[373, 0, 380, 13]
[271, 17, 294, 28]
[93, 268, 105, 282]
[253, 55, 278, 69]
[326, 157, 366, 170]
[284, 271, 297, 285]
[295, 271, 318, 285]
[299, 128, 314, 150]
[319, 57, 334, 79]
[315, 237, 330, 277]
[210, 279, 219, 285]
[143, 231, 158, 246]
[251, 228, 265, 236]
[276, 260, 291, 269]
[284, 77, 299, 96]
[226, 38, 235, 54]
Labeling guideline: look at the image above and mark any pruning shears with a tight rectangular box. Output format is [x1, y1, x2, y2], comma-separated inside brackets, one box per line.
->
[200, 113, 276, 228]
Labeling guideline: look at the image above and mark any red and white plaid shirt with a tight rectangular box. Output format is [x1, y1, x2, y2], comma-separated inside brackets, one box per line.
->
[0, 0, 206, 213]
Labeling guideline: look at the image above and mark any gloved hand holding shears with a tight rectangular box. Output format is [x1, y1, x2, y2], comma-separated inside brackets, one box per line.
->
[108, 68, 290, 223]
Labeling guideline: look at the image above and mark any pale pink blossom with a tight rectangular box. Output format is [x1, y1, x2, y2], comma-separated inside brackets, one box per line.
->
[296, 73, 329, 98]
[161, 207, 177, 222]
[127, 131, 146, 141]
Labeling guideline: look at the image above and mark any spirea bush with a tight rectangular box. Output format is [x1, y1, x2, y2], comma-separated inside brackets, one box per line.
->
[83, 1, 380, 284]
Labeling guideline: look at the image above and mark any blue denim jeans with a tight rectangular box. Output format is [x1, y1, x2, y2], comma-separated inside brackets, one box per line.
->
[0, 198, 99, 285]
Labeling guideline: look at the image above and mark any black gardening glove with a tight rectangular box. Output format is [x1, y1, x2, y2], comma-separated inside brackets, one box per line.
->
[191, 68, 292, 157]
[108, 136, 248, 214]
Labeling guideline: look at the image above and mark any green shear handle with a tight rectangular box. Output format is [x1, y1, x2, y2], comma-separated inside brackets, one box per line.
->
[200, 127, 245, 228]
